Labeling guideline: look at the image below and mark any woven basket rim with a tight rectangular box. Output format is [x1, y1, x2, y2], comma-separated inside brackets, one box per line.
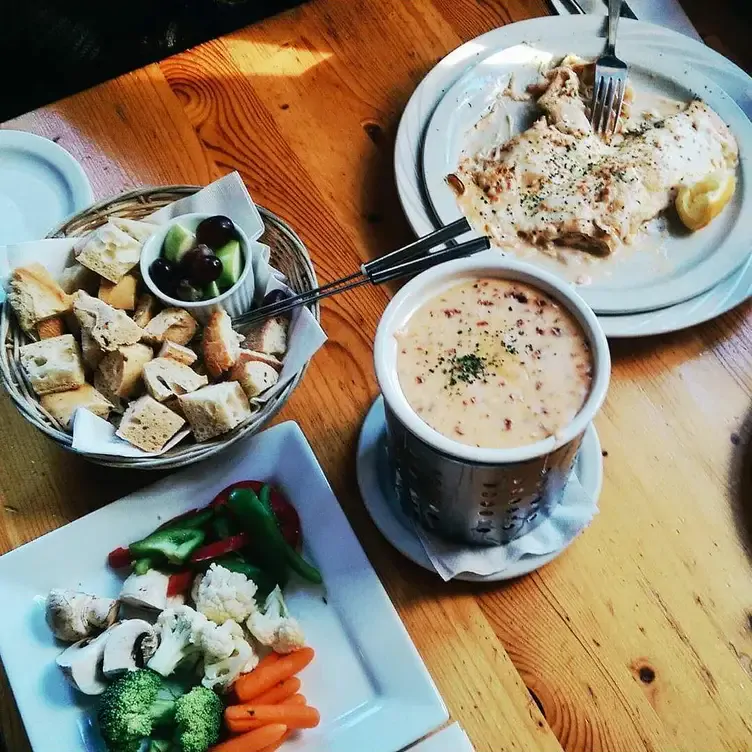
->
[0, 185, 319, 469]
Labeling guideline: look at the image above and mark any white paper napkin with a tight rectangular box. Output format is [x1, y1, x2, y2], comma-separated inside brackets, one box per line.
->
[71, 409, 191, 457]
[147, 171, 265, 241]
[415, 472, 598, 581]
[2, 172, 327, 458]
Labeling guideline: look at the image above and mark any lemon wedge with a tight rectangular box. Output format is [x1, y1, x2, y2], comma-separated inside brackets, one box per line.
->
[675, 170, 736, 231]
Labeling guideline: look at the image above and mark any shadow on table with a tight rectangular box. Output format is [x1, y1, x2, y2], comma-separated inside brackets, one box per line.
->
[7, 16, 420, 270]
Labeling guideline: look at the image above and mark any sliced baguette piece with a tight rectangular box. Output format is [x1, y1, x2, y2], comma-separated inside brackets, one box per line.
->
[109, 217, 158, 244]
[41, 384, 113, 430]
[243, 316, 288, 357]
[142, 308, 198, 347]
[72, 291, 144, 352]
[202, 310, 244, 379]
[80, 328, 105, 370]
[142, 357, 208, 402]
[19, 334, 85, 396]
[58, 263, 100, 295]
[8, 263, 73, 333]
[116, 395, 185, 453]
[76, 222, 142, 283]
[230, 359, 279, 398]
[178, 382, 252, 441]
[98, 273, 138, 311]
[158, 340, 198, 366]
[132, 293, 160, 328]
[94, 343, 154, 401]
[37, 316, 66, 340]
[233, 348, 283, 373]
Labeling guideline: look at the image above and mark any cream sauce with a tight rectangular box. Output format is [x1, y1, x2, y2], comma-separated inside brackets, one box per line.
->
[453, 62, 719, 285]
[396, 278, 592, 449]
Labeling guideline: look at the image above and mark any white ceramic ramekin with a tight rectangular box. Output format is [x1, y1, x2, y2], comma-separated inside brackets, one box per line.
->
[140, 212, 254, 323]
[374, 256, 611, 545]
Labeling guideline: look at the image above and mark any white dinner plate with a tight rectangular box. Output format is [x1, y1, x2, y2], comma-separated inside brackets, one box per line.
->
[422, 41, 752, 315]
[395, 16, 752, 336]
[0, 422, 447, 752]
[356, 397, 602, 582]
[0, 130, 93, 244]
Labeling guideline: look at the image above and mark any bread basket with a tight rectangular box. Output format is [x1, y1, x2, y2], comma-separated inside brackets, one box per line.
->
[0, 185, 319, 470]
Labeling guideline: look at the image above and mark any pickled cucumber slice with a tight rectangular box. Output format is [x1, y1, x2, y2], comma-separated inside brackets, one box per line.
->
[163, 224, 196, 263]
[216, 240, 243, 290]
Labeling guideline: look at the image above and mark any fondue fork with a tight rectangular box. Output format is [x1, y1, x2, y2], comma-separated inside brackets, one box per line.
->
[233, 218, 490, 329]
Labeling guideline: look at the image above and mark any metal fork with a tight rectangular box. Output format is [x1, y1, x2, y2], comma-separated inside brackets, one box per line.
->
[590, 0, 629, 137]
[233, 218, 491, 329]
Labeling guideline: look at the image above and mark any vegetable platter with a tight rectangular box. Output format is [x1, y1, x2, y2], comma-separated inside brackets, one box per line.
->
[0, 422, 447, 752]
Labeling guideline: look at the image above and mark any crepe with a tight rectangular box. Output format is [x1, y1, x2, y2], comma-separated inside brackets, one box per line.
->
[450, 61, 739, 255]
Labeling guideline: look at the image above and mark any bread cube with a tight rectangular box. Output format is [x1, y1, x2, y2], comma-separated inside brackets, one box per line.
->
[178, 382, 252, 442]
[19, 334, 85, 396]
[116, 395, 185, 453]
[142, 357, 208, 402]
[41, 384, 113, 430]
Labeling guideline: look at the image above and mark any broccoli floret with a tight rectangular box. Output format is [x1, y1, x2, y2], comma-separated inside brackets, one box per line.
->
[98, 670, 180, 752]
[173, 686, 223, 752]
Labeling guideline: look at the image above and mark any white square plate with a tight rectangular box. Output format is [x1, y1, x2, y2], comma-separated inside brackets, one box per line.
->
[410, 724, 474, 751]
[0, 422, 448, 752]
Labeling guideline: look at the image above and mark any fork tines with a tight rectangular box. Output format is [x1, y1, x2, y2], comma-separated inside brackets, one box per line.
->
[591, 58, 628, 137]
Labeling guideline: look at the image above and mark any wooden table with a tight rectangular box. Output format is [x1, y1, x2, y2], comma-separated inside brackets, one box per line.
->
[1, 1, 751, 750]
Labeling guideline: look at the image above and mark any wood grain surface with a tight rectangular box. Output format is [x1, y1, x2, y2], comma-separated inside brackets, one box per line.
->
[1, 1, 751, 751]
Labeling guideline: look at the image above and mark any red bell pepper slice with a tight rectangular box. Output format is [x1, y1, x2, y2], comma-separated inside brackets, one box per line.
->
[107, 546, 133, 569]
[190, 532, 250, 563]
[167, 570, 195, 597]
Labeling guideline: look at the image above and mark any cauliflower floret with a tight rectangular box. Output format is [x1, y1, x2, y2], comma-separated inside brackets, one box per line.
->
[147, 605, 208, 677]
[246, 586, 305, 654]
[200, 619, 258, 692]
[194, 564, 258, 625]
[198, 618, 241, 661]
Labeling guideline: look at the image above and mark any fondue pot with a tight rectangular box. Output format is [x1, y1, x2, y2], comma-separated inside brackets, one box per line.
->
[374, 256, 611, 546]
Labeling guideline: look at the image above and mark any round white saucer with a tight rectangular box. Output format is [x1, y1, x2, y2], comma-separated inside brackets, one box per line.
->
[0, 130, 93, 245]
[356, 396, 603, 581]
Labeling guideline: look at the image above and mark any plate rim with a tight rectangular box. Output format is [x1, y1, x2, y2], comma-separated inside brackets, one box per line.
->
[394, 15, 752, 337]
[0, 129, 94, 240]
[0, 421, 448, 752]
[356, 396, 603, 582]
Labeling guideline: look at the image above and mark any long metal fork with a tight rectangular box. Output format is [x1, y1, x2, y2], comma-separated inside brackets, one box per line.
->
[233, 218, 492, 329]
[590, 0, 629, 137]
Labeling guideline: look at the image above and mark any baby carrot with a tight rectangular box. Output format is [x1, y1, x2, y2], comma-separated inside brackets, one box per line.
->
[225, 703, 320, 731]
[281, 694, 306, 706]
[251, 677, 301, 706]
[258, 730, 293, 752]
[227, 695, 311, 734]
[211, 724, 288, 752]
[234, 647, 314, 702]
[256, 652, 281, 672]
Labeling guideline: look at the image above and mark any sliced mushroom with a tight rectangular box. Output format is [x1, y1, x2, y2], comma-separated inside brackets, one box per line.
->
[119, 570, 170, 611]
[102, 620, 156, 678]
[46, 589, 119, 642]
[56, 627, 114, 695]
[139, 630, 160, 664]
